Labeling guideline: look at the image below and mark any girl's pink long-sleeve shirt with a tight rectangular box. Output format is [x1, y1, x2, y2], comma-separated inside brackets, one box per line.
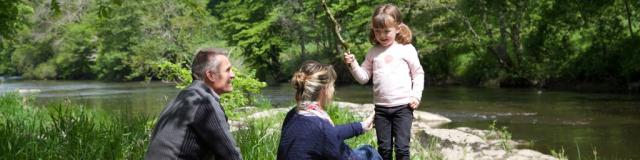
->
[348, 42, 425, 107]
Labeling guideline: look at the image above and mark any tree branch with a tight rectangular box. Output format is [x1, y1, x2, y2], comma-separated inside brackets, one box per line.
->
[320, 0, 350, 55]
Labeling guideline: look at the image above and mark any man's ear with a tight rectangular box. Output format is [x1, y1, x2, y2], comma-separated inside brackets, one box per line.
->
[205, 70, 217, 82]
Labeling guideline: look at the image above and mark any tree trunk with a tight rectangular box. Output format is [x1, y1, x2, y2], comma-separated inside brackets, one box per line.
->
[510, 22, 522, 67]
[509, 1, 526, 68]
[299, 32, 306, 59]
[482, 4, 510, 70]
[496, 14, 513, 70]
[623, 0, 635, 39]
[268, 45, 284, 82]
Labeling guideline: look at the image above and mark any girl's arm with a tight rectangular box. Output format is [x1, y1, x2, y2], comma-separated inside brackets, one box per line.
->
[407, 46, 425, 101]
[348, 54, 374, 84]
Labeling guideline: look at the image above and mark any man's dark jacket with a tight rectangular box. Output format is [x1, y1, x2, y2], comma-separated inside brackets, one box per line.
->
[145, 80, 242, 160]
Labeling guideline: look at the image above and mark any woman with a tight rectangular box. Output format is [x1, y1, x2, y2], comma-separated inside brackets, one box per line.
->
[277, 60, 382, 160]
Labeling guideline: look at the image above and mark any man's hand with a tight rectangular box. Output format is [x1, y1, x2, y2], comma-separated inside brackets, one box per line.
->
[409, 97, 420, 110]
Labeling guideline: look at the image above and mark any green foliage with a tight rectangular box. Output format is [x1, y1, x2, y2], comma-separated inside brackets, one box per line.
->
[0, 0, 31, 38]
[220, 69, 267, 118]
[52, 23, 97, 79]
[213, 0, 288, 81]
[234, 111, 284, 160]
[92, 51, 130, 80]
[1, 0, 639, 91]
[551, 147, 568, 160]
[93, 0, 219, 81]
[488, 120, 513, 152]
[153, 60, 192, 88]
[409, 0, 640, 89]
[2, 0, 221, 81]
[0, 93, 152, 159]
[0, 40, 17, 75]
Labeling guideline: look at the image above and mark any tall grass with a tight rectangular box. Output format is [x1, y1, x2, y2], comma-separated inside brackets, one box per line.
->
[0, 93, 152, 159]
[411, 135, 444, 160]
[234, 111, 284, 159]
[489, 120, 513, 152]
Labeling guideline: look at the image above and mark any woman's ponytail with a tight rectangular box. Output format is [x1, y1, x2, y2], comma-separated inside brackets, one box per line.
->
[291, 61, 337, 103]
[291, 71, 307, 102]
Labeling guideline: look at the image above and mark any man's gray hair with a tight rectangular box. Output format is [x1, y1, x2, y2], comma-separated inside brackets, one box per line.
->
[191, 48, 229, 80]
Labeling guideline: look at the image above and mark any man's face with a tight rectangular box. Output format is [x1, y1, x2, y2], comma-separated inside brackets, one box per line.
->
[209, 56, 235, 94]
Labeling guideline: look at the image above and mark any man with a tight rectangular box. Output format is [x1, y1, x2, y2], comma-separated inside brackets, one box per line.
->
[146, 48, 242, 160]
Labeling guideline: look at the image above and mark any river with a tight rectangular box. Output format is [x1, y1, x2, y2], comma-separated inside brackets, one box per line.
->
[1, 80, 639, 159]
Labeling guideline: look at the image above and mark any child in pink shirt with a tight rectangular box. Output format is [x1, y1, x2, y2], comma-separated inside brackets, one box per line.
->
[344, 3, 424, 160]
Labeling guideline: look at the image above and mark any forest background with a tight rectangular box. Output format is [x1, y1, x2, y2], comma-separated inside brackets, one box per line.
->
[1, 0, 639, 93]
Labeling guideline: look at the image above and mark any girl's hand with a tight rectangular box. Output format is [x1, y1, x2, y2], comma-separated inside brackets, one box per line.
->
[361, 113, 375, 131]
[409, 97, 420, 109]
[344, 52, 355, 65]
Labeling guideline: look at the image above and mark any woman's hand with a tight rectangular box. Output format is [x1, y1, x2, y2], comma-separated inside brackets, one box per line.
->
[409, 97, 420, 109]
[361, 113, 375, 131]
[344, 52, 355, 65]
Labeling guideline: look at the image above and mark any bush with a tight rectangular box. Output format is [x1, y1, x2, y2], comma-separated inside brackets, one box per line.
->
[220, 69, 267, 118]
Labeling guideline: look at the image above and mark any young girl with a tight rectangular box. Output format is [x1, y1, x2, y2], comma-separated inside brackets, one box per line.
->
[344, 4, 424, 160]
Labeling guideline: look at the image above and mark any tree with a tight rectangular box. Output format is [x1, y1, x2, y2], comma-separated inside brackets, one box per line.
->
[0, 0, 31, 38]
[212, 0, 289, 82]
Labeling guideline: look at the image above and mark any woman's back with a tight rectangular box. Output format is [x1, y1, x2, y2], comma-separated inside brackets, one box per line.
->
[277, 61, 379, 160]
[277, 109, 362, 160]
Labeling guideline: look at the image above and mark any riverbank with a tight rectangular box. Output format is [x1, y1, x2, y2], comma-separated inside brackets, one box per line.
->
[232, 101, 561, 160]
[336, 102, 559, 160]
[0, 93, 593, 159]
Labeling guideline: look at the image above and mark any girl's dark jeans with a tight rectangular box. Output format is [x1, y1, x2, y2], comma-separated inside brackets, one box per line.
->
[374, 104, 413, 160]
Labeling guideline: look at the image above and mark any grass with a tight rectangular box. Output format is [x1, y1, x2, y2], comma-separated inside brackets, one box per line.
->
[233, 110, 284, 159]
[411, 135, 444, 160]
[551, 147, 568, 160]
[0, 93, 152, 159]
[550, 143, 601, 160]
[489, 120, 513, 152]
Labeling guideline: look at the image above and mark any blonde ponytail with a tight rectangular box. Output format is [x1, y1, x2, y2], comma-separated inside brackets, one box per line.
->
[291, 61, 337, 106]
[396, 23, 412, 44]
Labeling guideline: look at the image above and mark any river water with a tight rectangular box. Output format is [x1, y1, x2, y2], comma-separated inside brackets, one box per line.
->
[1, 80, 639, 159]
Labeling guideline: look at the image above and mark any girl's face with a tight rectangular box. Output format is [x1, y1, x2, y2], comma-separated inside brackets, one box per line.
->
[373, 26, 398, 47]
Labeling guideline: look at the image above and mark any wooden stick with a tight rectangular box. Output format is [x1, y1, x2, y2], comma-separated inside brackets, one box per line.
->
[320, 0, 350, 55]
